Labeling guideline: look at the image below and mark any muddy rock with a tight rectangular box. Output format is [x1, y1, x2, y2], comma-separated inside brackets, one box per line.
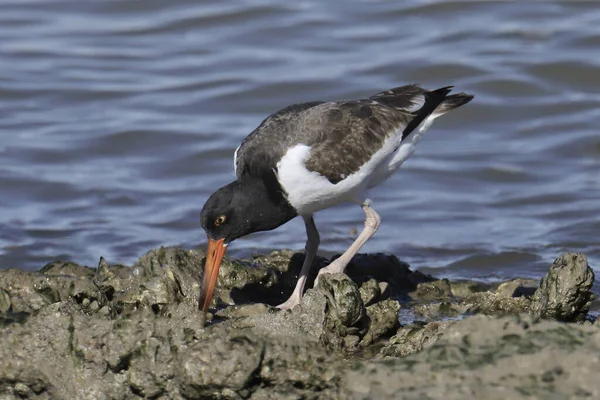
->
[531, 252, 595, 322]
[462, 291, 531, 316]
[358, 278, 380, 307]
[318, 273, 364, 330]
[0, 300, 343, 400]
[214, 257, 281, 307]
[413, 301, 466, 321]
[410, 279, 453, 302]
[215, 303, 273, 319]
[360, 299, 401, 346]
[0, 266, 95, 314]
[230, 250, 328, 307]
[226, 274, 368, 349]
[90, 247, 204, 315]
[494, 278, 538, 298]
[0, 288, 10, 314]
[216, 273, 399, 351]
[343, 253, 435, 295]
[378, 281, 391, 299]
[1, 248, 598, 399]
[40, 260, 95, 277]
[412, 277, 540, 320]
[345, 314, 600, 399]
[447, 280, 491, 298]
[229, 251, 433, 307]
[0, 248, 205, 318]
[180, 321, 341, 400]
[378, 320, 454, 358]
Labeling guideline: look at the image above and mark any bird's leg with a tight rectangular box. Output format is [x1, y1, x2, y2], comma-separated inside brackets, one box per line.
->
[315, 200, 381, 287]
[276, 215, 320, 310]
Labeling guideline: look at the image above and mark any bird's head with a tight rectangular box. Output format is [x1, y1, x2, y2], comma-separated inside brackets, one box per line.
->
[198, 178, 296, 312]
[200, 180, 250, 244]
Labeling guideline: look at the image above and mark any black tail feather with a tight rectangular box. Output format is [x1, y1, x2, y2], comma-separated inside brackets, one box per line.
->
[369, 84, 473, 141]
[437, 93, 474, 113]
[401, 86, 453, 140]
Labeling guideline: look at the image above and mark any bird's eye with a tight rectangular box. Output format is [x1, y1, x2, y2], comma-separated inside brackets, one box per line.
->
[214, 215, 227, 226]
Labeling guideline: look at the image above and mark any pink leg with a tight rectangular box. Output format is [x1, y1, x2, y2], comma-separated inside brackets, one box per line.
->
[315, 201, 381, 287]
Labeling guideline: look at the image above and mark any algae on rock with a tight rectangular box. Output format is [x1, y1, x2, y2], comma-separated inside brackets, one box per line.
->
[530, 252, 595, 322]
[0, 248, 598, 399]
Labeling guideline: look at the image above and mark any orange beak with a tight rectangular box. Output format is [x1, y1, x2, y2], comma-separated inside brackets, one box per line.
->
[199, 238, 227, 312]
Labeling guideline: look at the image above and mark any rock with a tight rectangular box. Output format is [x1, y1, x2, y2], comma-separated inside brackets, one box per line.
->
[378, 281, 391, 300]
[178, 328, 265, 398]
[238, 250, 328, 307]
[413, 301, 466, 321]
[359, 278, 380, 307]
[40, 260, 95, 277]
[0, 289, 10, 313]
[0, 298, 343, 400]
[344, 335, 361, 349]
[230, 251, 433, 307]
[343, 253, 435, 295]
[462, 292, 531, 316]
[215, 303, 272, 319]
[229, 274, 366, 349]
[378, 321, 453, 358]
[0, 247, 204, 317]
[118, 247, 204, 310]
[2, 300, 344, 399]
[345, 315, 600, 399]
[410, 279, 453, 302]
[448, 280, 491, 298]
[216, 273, 400, 350]
[0, 268, 95, 314]
[530, 252, 595, 322]
[411, 278, 538, 321]
[214, 257, 281, 307]
[317, 274, 364, 330]
[495, 278, 538, 298]
[1, 247, 598, 399]
[360, 299, 400, 346]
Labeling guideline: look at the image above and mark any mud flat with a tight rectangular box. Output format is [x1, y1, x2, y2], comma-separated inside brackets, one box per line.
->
[0, 248, 597, 399]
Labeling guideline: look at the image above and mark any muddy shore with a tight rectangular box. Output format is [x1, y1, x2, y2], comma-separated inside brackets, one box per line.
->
[0, 248, 598, 399]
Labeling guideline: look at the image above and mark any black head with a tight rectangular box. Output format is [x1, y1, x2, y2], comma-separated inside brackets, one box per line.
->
[199, 177, 297, 312]
[200, 178, 297, 244]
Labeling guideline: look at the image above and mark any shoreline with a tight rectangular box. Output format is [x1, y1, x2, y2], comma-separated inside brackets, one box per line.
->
[0, 248, 598, 399]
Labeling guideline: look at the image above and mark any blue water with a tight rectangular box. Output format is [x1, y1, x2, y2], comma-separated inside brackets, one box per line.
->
[1, 1, 599, 287]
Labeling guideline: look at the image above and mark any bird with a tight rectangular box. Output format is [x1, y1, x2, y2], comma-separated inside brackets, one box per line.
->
[199, 84, 473, 312]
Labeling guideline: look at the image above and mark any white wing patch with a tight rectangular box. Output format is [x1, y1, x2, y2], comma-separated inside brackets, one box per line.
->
[276, 138, 401, 215]
[407, 94, 425, 113]
[233, 145, 240, 175]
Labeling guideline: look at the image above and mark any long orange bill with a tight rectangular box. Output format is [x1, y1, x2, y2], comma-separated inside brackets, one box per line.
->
[199, 238, 227, 312]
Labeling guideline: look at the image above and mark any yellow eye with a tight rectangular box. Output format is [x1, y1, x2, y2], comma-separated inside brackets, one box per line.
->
[214, 215, 227, 226]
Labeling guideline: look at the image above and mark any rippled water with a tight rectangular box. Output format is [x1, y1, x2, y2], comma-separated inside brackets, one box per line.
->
[1, 1, 599, 286]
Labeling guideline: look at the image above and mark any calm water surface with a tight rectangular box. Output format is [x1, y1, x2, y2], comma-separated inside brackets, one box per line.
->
[1, 1, 599, 287]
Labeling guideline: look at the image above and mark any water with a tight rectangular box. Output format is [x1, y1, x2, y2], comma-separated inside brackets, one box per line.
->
[1, 1, 599, 288]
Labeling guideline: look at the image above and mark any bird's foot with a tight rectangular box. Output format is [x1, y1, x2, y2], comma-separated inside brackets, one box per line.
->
[276, 293, 302, 311]
[314, 258, 347, 287]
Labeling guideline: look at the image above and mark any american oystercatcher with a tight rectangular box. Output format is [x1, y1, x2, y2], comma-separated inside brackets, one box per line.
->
[199, 84, 473, 311]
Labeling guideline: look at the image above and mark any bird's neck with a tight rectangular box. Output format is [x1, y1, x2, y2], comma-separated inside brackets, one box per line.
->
[237, 176, 298, 232]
